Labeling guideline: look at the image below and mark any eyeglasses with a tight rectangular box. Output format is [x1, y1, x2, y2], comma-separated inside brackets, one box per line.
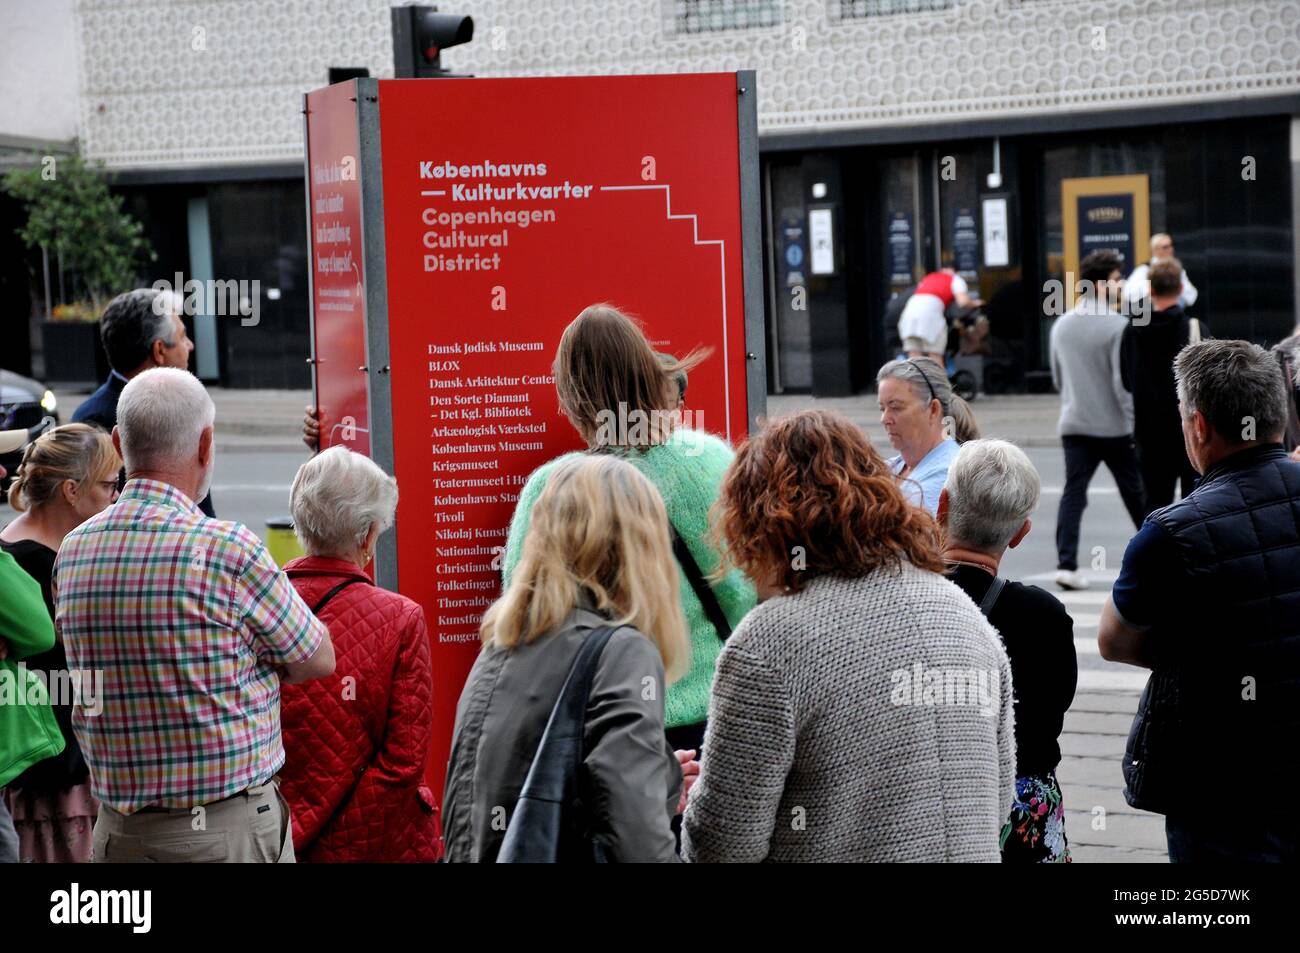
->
[96, 480, 121, 497]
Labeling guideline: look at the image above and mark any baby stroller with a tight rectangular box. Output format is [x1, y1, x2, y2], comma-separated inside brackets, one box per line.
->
[946, 305, 990, 402]
[885, 287, 984, 402]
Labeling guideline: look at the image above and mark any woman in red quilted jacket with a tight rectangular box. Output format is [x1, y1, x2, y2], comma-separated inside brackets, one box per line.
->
[279, 447, 442, 862]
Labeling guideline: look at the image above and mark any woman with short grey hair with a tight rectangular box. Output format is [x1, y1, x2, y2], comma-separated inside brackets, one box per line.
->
[937, 439, 1078, 863]
[289, 445, 398, 561]
[279, 447, 442, 861]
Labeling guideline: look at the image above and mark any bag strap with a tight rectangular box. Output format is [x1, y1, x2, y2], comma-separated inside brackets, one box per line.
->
[514, 625, 619, 806]
[668, 520, 732, 642]
[1188, 318, 1202, 344]
[583, 447, 731, 642]
[311, 577, 368, 615]
[977, 576, 1007, 618]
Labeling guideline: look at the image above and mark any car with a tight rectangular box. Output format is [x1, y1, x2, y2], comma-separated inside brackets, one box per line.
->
[1, 368, 60, 496]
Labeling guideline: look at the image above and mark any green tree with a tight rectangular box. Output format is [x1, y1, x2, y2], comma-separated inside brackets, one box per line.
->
[2, 152, 155, 311]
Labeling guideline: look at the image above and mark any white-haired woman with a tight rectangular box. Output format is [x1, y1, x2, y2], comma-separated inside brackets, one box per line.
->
[279, 446, 441, 862]
[444, 454, 691, 862]
[937, 439, 1078, 862]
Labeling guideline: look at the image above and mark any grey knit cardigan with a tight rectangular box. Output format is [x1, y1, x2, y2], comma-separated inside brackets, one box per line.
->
[682, 563, 1015, 863]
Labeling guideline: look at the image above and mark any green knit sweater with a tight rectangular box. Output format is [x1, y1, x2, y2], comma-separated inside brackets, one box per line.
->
[502, 428, 757, 729]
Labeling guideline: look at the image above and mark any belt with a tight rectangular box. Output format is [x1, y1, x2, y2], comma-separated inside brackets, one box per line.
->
[134, 778, 278, 814]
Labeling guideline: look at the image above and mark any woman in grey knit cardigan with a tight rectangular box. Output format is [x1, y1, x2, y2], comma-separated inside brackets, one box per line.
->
[682, 410, 1015, 863]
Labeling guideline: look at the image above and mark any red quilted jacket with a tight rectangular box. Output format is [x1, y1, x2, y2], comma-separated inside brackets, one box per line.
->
[280, 556, 442, 862]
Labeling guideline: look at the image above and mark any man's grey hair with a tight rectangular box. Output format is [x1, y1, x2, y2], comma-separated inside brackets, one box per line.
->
[943, 439, 1041, 553]
[100, 288, 181, 374]
[291, 446, 398, 557]
[1175, 339, 1287, 445]
[876, 357, 953, 415]
[117, 367, 215, 472]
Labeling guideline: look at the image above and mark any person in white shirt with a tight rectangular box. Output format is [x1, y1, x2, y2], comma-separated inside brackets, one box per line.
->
[897, 268, 982, 366]
[1124, 233, 1198, 309]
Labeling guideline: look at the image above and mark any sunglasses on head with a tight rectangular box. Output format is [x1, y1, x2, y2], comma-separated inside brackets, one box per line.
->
[907, 359, 939, 405]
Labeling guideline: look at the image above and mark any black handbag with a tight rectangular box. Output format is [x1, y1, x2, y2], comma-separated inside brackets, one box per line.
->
[496, 625, 618, 863]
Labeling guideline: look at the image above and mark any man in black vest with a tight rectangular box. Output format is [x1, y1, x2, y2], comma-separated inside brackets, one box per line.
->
[1100, 339, 1300, 862]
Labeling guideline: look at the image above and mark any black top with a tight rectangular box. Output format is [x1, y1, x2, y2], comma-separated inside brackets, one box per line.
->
[1120, 306, 1207, 449]
[947, 564, 1078, 777]
[0, 536, 89, 791]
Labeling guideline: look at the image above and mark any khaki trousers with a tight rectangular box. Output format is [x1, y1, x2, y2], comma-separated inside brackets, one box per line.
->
[92, 782, 295, 863]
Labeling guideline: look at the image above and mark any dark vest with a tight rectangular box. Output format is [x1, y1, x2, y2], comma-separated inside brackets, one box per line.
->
[1123, 444, 1300, 814]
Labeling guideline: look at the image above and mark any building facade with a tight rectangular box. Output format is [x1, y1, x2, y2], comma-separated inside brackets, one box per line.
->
[7, 0, 1299, 392]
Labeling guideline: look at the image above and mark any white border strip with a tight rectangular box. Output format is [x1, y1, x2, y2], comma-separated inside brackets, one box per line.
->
[599, 184, 731, 442]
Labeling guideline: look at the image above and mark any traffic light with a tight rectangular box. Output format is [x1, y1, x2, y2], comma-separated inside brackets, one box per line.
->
[391, 5, 474, 78]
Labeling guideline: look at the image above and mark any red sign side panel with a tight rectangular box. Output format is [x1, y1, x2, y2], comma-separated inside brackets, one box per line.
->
[376, 74, 749, 796]
[306, 81, 371, 456]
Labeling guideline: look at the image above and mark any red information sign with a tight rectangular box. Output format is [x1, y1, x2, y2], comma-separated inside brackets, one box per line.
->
[307, 73, 760, 797]
[305, 82, 370, 455]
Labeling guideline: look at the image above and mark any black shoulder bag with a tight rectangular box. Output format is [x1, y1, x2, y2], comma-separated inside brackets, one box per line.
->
[497, 625, 618, 863]
[668, 521, 732, 642]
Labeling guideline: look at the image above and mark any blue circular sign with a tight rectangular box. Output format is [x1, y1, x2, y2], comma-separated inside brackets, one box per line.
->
[785, 244, 804, 268]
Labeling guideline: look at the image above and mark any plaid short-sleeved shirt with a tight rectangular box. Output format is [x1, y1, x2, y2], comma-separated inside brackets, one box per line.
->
[53, 478, 326, 813]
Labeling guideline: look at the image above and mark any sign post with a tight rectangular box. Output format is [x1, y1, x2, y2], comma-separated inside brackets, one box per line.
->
[304, 72, 765, 795]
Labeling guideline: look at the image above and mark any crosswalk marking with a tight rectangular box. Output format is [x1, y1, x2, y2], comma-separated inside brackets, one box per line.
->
[1019, 570, 1120, 586]
[1076, 669, 1149, 691]
[1039, 486, 1117, 495]
[996, 571, 1149, 692]
[1049, 590, 1111, 605]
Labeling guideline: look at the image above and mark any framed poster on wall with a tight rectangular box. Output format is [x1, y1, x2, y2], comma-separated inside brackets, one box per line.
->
[1061, 174, 1150, 306]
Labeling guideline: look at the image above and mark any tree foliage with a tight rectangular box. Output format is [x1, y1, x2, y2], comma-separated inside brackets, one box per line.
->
[2, 153, 155, 310]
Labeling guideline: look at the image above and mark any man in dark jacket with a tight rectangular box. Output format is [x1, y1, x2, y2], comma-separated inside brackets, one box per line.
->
[72, 288, 214, 516]
[1099, 339, 1300, 862]
[1120, 257, 1206, 513]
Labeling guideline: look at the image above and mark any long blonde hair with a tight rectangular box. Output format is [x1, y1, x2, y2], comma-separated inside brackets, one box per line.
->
[7, 423, 120, 511]
[480, 454, 689, 682]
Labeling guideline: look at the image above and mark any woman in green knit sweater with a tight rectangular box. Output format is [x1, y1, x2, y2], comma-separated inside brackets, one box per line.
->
[502, 304, 756, 752]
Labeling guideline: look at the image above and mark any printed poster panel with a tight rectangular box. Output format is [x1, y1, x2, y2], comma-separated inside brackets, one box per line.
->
[375, 74, 752, 793]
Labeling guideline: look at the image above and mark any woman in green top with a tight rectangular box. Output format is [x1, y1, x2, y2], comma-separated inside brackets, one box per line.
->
[502, 304, 757, 754]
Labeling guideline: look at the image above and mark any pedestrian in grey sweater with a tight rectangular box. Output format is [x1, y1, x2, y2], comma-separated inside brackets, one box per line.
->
[1048, 249, 1147, 591]
[682, 411, 1015, 863]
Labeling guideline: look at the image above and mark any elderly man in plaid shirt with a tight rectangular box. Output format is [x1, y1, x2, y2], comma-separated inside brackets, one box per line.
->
[54, 367, 336, 863]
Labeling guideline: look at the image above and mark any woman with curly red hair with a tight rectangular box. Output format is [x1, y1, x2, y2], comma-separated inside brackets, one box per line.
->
[681, 410, 1016, 863]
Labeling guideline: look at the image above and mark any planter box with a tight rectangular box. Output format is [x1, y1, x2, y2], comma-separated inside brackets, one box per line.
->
[41, 321, 109, 386]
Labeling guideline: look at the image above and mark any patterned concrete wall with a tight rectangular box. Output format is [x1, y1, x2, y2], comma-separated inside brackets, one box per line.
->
[73, 0, 1300, 168]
